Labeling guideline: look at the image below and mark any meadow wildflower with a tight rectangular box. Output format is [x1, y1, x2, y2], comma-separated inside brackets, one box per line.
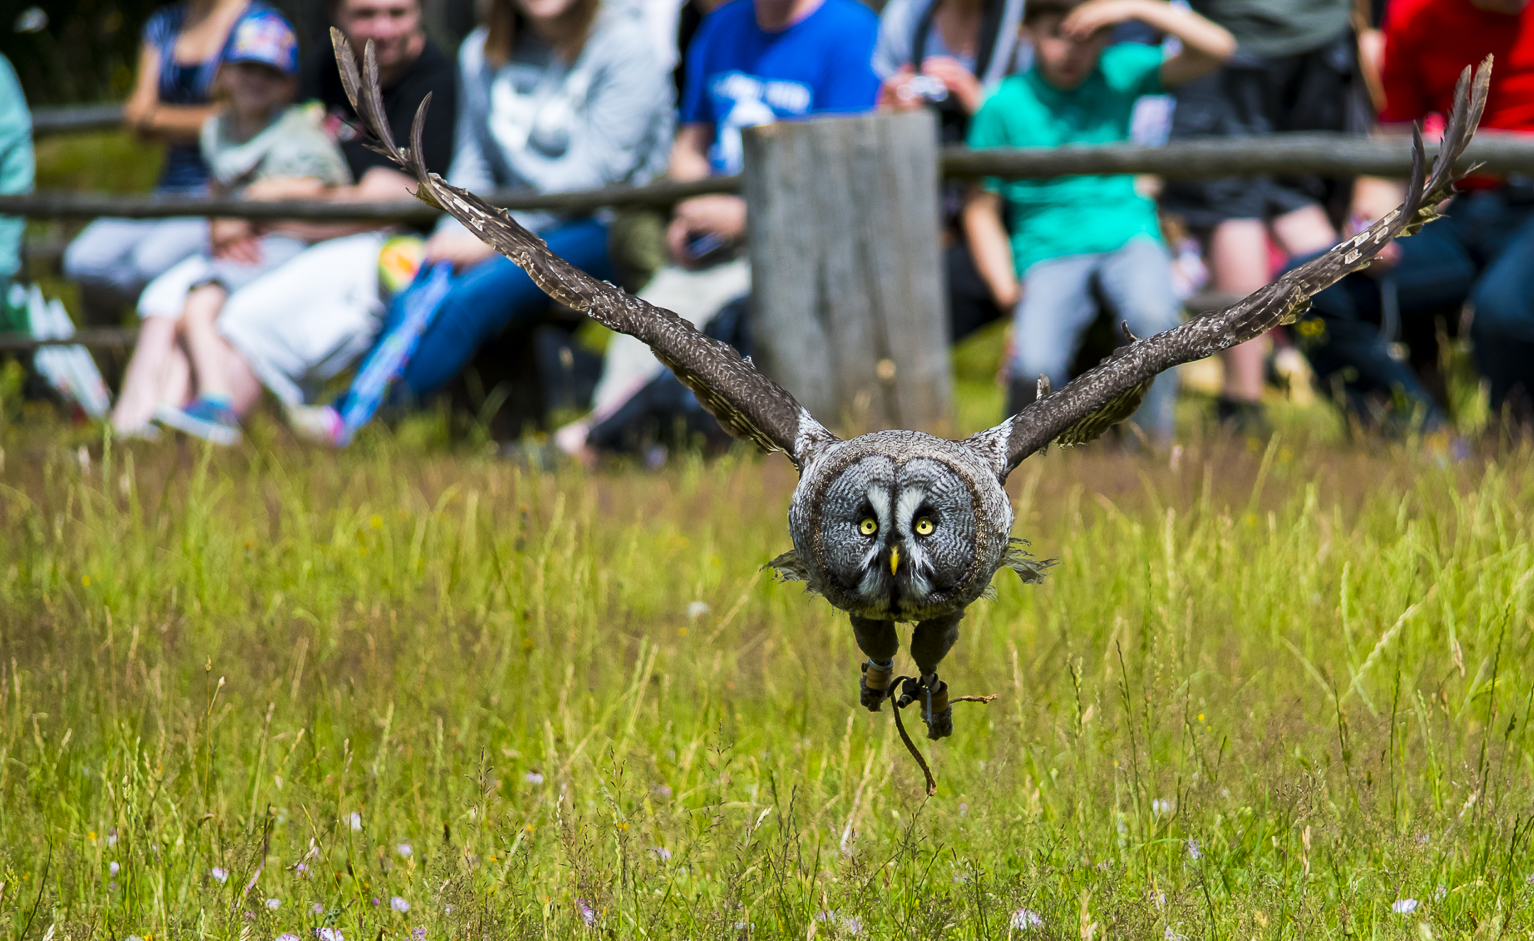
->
[411, 931, 425, 941]
[576, 899, 597, 927]
[267, 899, 281, 910]
[210, 867, 228, 884]
[1011, 909, 1043, 930]
[348, 813, 362, 831]
[316, 928, 343, 941]
[396, 843, 412, 858]
[652, 784, 672, 799]
[276, 934, 300, 941]
[1392, 899, 1419, 914]
[687, 601, 710, 619]
[1186, 839, 1202, 860]
[310, 904, 324, 915]
[391, 897, 410, 913]
[525, 772, 544, 785]
[109, 862, 119, 876]
[652, 847, 672, 861]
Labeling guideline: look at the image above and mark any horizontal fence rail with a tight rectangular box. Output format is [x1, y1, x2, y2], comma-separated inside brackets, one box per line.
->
[4, 132, 1531, 222]
[30, 104, 125, 136]
[0, 290, 1250, 354]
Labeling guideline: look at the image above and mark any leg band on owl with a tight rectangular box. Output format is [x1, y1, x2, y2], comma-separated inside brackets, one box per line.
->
[921, 677, 952, 741]
[860, 659, 894, 711]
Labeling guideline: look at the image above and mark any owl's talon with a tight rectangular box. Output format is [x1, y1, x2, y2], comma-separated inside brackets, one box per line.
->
[860, 659, 893, 711]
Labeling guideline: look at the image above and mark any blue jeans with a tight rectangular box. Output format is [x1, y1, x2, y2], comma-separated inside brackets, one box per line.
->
[400, 217, 612, 398]
[1012, 237, 1182, 439]
[1303, 188, 1534, 422]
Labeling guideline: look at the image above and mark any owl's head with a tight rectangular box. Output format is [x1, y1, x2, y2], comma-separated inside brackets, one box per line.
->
[789, 434, 1013, 621]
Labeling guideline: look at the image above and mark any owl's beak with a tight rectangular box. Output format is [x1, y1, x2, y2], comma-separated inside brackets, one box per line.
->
[889, 545, 900, 576]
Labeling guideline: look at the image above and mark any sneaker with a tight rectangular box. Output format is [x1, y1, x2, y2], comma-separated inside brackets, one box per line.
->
[286, 404, 344, 446]
[155, 397, 242, 446]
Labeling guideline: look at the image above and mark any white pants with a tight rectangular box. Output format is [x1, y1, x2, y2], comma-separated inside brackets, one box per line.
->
[63, 217, 209, 300]
[137, 235, 309, 321]
[218, 233, 386, 407]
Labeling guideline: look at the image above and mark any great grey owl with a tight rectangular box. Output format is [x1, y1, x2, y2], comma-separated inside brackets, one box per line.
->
[334, 35, 1488, 739]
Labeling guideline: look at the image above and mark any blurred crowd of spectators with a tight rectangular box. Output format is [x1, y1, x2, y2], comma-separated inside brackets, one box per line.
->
[0, 0, 1530, 453]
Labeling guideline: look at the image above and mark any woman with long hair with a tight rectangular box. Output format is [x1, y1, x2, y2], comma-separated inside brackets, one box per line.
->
[378, 0, 673, 403]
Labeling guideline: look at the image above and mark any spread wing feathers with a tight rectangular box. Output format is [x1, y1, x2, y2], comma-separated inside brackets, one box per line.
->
[971, 57, 1490, 480]
[330, 30, 837, 467]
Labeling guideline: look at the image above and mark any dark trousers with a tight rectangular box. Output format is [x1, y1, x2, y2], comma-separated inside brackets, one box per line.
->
[1302, 188, 1534, 425]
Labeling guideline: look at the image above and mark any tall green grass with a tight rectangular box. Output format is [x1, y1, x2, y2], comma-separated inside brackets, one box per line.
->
[1, 421, 1531, 939]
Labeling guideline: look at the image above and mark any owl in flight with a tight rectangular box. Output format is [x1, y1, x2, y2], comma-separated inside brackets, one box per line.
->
[334, 33, 1487, 740]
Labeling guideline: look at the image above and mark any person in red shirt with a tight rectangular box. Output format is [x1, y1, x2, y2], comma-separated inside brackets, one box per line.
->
[1299, 0, 1534, 429]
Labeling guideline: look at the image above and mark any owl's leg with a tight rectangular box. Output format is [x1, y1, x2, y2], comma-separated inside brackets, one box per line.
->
[850, 616, 899, 712]
[908, 613, 962, 740]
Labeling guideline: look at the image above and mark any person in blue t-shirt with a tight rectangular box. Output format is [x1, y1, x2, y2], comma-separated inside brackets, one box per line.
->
[663, 0, 881, 265]
[962, 0, 1233, 442]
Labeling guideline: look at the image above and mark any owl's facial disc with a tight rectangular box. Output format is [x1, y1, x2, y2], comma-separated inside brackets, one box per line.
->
[816, 456, 978, 616]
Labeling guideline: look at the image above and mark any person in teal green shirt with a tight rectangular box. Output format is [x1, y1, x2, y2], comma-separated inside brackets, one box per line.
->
[962, 0, 1234, 439]
[0, 54, 32, 317]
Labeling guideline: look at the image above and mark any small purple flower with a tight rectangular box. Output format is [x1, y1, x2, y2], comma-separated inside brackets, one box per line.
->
[391, 897, 409, 913]
[107, 829, 118, 847]
[576, 898, 597, 928]
[109, 862, 120, 876]
[311, 903, 324, 915]
[317, 928, 344, 941]
[1186, 839, 1202, 860]
[396, 843, 412, 858]
[371, 897, 380, 907]
[347, 812, 362, 831]
[652, 847, 672, 861]
[277, 934, 301, 941]
[525, 772, 544, 786]
[210, 867, 229, 884]
[1011, 909, 1043, 930]
[840, 915, 863, 935]
[958, 803, 968, 817]
[652, 784, 672, 799]
[411, 930, 426, 941]
[243, 910, 256, 921]
[1392, 899, 1419, 915]
[267, 899, 281, 910]
[295, 863, 309, 875]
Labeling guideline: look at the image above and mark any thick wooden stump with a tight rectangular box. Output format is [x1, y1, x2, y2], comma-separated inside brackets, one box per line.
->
[743, 111, 950, 433]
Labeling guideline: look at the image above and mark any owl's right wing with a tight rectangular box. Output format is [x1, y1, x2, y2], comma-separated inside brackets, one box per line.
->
[968, 58, 1491, 481]
[330, 31, 840, 469]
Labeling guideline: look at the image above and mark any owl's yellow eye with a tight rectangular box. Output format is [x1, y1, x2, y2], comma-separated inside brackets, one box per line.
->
[858, 518, 878, 536]
[914, 517, 934, 536]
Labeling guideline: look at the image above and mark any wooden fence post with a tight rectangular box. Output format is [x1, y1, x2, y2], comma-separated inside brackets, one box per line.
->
[743, 110, 950, 433]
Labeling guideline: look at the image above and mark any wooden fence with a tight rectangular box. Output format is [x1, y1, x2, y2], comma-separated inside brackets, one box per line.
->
[6, 117, 1533, 430]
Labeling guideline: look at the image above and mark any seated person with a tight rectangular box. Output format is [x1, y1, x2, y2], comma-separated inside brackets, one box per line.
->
[1162, 0, 1362, 431]
[108, 10, 352, 441]
[554, 0, 882, 461]
[875, 0, 1028, 347]
[961, 0, 1235, 443]
[1300, 0, 1534, 430]
[114, 0, 457, 443]
[63, 0, 269, 325]
[290, 0, 676, 443]
[0, 53, 28, 307]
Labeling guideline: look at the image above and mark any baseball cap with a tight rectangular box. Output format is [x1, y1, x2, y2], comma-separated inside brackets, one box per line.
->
[224, 10, 300, 77]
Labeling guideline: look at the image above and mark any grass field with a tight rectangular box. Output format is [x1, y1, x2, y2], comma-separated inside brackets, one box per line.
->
[1, 409, 1532, 941]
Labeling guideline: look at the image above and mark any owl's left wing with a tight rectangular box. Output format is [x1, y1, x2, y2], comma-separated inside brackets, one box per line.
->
[971, 58, 1491, 481]
[330, 31, 839, 468]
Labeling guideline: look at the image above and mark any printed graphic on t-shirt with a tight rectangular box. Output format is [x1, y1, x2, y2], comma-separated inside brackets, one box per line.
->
[707, 70, 814, 173]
